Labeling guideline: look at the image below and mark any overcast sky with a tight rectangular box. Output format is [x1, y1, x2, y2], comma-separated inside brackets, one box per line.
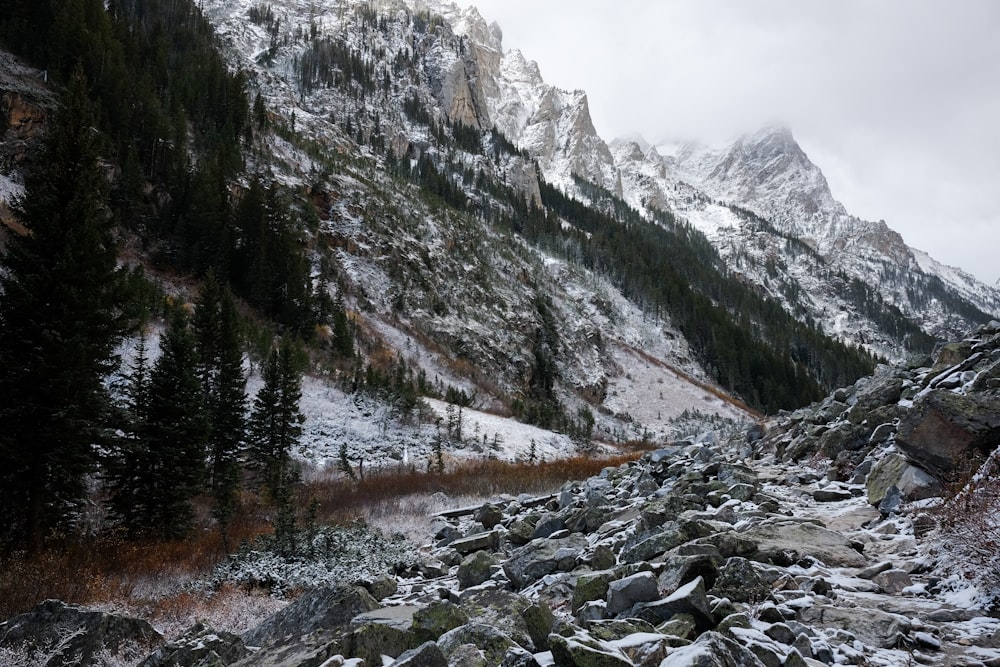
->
[459, 0, 1000, 286]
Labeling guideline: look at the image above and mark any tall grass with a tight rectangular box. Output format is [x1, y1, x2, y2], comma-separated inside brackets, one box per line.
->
[0, 452, 641, 629]
[304, 453, 641, 521]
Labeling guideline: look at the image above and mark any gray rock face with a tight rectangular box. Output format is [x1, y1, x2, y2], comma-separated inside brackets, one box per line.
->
[350, 620, 413, 664]
[139, 622, 246, 667]
[502, 533, 588, 588]
[232, 628, 345, 667]
[450, 530, 502, 555]
[659, 631, 767, 666]
[438, 623, 520, 667]
[412, 601, 469, 644]
[606, 571, 659, 615]
[741, 520, 866, 568]
[658, 551, 722, 594]
[0, 599, 163, 667]
[619, 523, 692, 563]
[393, 641, 450, 667]
[866, 453, 909, 505]
[458, 550, 499, 589]
[872, 569, 913, 595]
[710, 557, 769, 603]
[632, 576, 714, 631]
[797, 604, 910, 648]
[813, 487, 853, 502]
[474, 503, 504, 530]
[549, 632, 632, 667]
[242, 586, 378, 649]
[896, 390, 1000, 478]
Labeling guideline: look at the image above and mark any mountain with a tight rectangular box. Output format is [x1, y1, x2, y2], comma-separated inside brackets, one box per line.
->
[612, 127, 1000, 357]
[2, 0, 996, 448]
[399, 1, 998, 359]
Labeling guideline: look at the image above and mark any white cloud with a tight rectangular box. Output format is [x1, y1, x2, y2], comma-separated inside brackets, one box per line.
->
[461, 0, 1000, 284]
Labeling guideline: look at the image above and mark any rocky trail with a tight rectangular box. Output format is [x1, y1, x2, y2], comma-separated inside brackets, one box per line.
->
[3, 322, 1000, 666]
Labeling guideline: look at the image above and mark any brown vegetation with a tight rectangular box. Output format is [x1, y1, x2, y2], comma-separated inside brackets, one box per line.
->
[924, 447, 1000, 606]
[0, 452, 641, 625]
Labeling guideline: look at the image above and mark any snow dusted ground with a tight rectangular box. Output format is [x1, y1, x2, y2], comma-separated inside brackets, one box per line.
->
[601, 343, 748, 442]
[296, 375, 592, 473]
[751, 461, 1000, 666]
[0, 172, 23, 204]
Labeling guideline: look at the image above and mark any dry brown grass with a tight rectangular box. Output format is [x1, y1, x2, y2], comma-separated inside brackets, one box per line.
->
[0, 516, 267, 624]
[0, 452, 642, 629]
[303, 453, 641, 522]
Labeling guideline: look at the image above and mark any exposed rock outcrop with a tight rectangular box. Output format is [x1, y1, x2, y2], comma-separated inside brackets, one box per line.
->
[0, 599, 163, 667]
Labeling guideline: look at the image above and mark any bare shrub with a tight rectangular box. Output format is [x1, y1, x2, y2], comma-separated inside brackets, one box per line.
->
[925, 446, 1000, 608]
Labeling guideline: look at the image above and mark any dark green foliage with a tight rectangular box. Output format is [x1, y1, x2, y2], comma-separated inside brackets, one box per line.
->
[233, 179, 315, 332]
[248, 338, 305, 554]
[530, 178, 877, 413]
[450, 121, 483, 154]
[194, 275, 248, 541]
[388, 152, 468, 209]
[248, 339, 304, 501]
[296, 37, 375, 96]
[515, 297, 563, 429]
[108, 306, 209, 539]
[330, 295, 355, 359]
[0, 71, 130, 549]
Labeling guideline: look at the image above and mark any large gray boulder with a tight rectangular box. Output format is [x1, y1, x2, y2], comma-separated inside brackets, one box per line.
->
[710, 557, 770, 603]
[606, 571, 659, 615]
[457, 588, 536, 651]
[232, 628, 345, 667]
[548, 632, 632, 667]
[502, 534, 589, 588]
[895, 390, 1000, 478]
[140, 622, 247, 667]
[458, 550, 499, 589]
[631, 576, 714, 631]
[438, 623, 522, 667]
[741, 520, 866, 568]
[349, 621, 413, 664]
[242, 586, 378, 649]
[619, 523, 691, 563]
[866, 453, 908, 505]
[658, 631, 767, 666]
[412, 601, 469, 644]
[0, 599, 163, 667]
[392, 641, 450, 667]
[797, 604, 911, 648]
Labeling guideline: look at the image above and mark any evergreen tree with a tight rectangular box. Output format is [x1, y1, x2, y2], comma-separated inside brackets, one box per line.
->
[109, 306, 209, 538]
[0, 70, 129, 549]
[248, 338, 304, 500]
[104, 333, 153, 533]
[194, 277, 247, 545]
[248, 338, 304, 553]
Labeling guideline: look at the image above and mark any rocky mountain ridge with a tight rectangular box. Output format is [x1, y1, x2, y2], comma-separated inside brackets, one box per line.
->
[411, 1, 1000, 356]
[4, 321, 1000, 666]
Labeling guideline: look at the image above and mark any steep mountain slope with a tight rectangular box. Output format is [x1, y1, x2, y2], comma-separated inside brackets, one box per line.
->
[3, 0, 969, 456]
[403, 2, 1000, 359]
[196, 0, 874, 417]
[621, 127, 1000, 354]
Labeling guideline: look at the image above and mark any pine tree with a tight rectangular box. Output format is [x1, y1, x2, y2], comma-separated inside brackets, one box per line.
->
[109, 306, 209, 538]
[195, 276, 247, 548]
[147, 307, 210, 537]
[248, 338, 304, 552]
[248, 338, 304, 500]
[104, 333, 153, 533]
[0, 69, 129, 549]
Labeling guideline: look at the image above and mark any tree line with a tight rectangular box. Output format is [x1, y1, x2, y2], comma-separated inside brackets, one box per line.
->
[0, 73, 307, 551]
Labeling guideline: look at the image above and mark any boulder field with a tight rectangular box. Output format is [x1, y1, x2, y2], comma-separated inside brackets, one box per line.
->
[3, 322, 1000, 666]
